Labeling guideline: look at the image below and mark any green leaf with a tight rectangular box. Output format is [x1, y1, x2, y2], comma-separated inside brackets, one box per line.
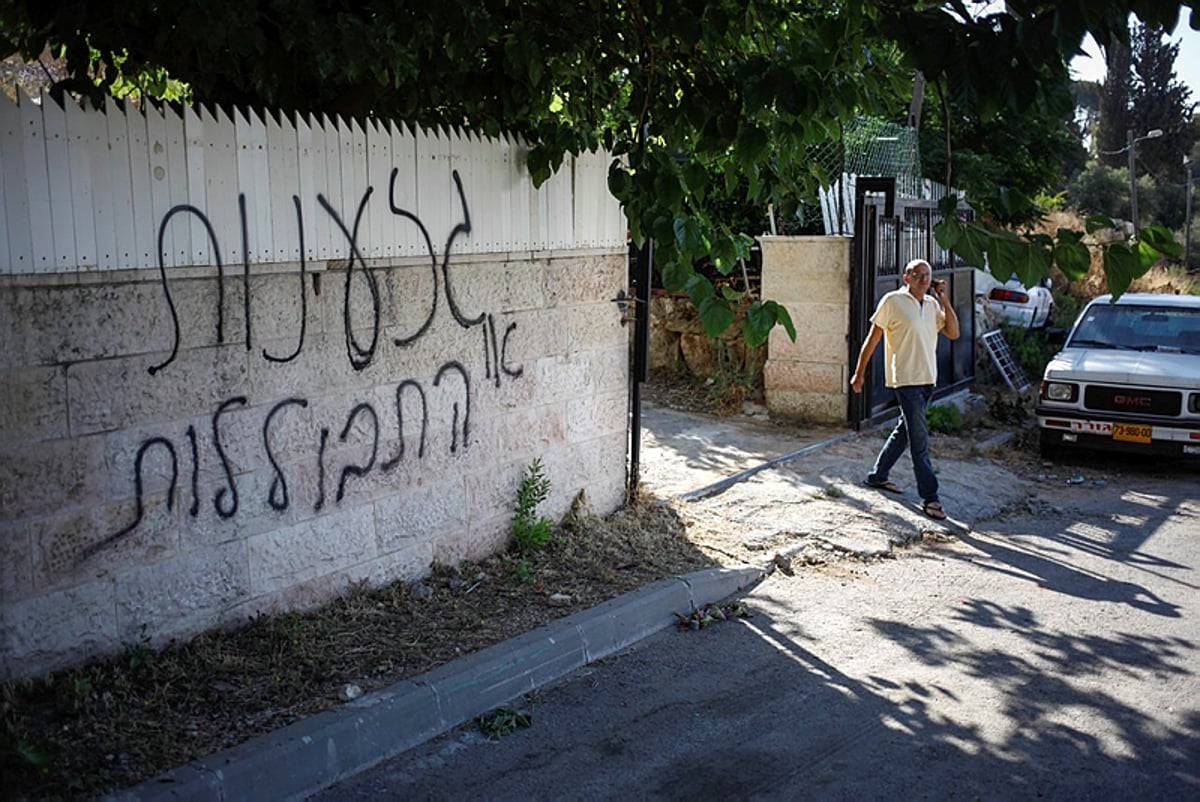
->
[607, 164, 631, 200]
[698, 295, 735, 338]
[735, 123, 769, 170]
[936, 220, 984, 273]
[684, 274, 714, 305]
[766, 301, 796, 341]
[720, 285, 744, 301]
[744, 301, 772, 348]
[710, 237, 738, 273]
[1053, 236, 1091, 281]
[1011, 239, 1051, 289]
[1102, 243, 1144, 300]
[933, 216, 962, 252]
[681, 161, 708, 194]
[1138, 224, 1182, 259]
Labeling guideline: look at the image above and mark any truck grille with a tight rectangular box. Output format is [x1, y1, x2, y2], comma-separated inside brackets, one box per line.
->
[1084, 385, 1181, 416]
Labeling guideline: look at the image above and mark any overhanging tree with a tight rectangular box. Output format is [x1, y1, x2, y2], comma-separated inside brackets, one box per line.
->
[0, 0, 1189, 336]
[1130, 20, 1197, 183]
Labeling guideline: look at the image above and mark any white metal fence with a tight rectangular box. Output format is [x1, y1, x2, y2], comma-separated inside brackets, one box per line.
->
[0, 91, 625, 275]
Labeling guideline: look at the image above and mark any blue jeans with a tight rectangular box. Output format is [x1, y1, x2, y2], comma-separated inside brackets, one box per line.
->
[867, 384, 939, 503]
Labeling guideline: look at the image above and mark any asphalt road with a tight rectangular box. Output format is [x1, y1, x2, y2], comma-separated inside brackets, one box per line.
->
[313, 463, 1199, 801]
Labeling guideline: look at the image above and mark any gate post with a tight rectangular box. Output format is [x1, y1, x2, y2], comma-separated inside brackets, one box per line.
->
[848, 177, 895, 428]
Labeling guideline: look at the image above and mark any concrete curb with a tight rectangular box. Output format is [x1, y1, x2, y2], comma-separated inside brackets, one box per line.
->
[112, 565, 765, 802]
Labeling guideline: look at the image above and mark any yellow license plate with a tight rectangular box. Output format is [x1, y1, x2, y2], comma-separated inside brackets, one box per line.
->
[1113, 423, 1152, 444]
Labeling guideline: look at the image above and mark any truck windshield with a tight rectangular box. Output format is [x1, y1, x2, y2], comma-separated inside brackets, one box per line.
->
[1068, 304, 1200, 354]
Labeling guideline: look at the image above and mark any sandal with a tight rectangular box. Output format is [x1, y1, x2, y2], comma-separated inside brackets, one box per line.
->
[864, 479, 904, 495]
[923, 500, 948, 521]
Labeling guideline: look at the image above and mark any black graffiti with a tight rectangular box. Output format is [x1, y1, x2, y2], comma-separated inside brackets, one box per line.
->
[93, 362, 478, 554]
[148, 174, 531, 384]
[82, 437, 177, 559]
[500, 321, 523, 378]
[239, 194, 252, 353]
[388, 169, 438, 347]
[434, 361, 470, 453]
[381, 380, 427, 470]
[262, 197, 308, 363]
[148, 206, 226, 375]
[316, 427, 330, 512]
[337, 402, 379, 502]
[213, 396, 247, 519]
[186, 424, 200, 516]
[319, 189, 380, 371]
[442, 171, 486, 328]
[265, 397, 309, 510]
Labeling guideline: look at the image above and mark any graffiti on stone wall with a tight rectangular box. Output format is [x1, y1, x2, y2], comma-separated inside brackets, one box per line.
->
[89, 172, 526, 558]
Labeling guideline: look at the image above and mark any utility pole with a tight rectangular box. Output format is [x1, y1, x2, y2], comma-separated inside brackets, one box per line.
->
[1127, 128, 1163, 237]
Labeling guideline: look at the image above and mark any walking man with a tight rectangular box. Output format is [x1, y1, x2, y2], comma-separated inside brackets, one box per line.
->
[850, 258, 960, 520]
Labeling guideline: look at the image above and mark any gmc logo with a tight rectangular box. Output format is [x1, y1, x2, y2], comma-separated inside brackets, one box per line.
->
[1113, 394, 1152, 408]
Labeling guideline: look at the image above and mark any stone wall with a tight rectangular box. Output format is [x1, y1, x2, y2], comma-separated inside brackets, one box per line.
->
[760, 236, 853, 423]
[648, 292, 764, 379]
[0, 248, 628, 679]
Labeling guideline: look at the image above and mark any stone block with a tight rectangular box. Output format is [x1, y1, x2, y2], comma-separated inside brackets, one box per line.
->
[66, 344, 250, 436]
[246, 271, 325, 356]
[680, 333, 716, 377]
[373, 475, 467, 554]
[247, 505, 377, 597]
[780, 301, 848, 335]
[765, 388, 847, 424]
[760, 236, 851, 303]
[544, 252, 624, 307]
[0, 365, 69, 445]
[114, 539, 250, 637]
[1, 579, 118, 679]
[565, 301, 626, 354]
[178, 465, 305, 548]
[490, 404, 567, 464]
[0, 523, 34, 602]
[8, 282, 173, 366]
[566, 391, 626, 442]
[764, 360, 846, 394]
[385, 260, 440, 339]
[33, 492, 177, 592]
[0, 435, 106, 521]
[363, 540, 435, 588]
[767, 328, 847, 364]
[432, 512, 508, 566]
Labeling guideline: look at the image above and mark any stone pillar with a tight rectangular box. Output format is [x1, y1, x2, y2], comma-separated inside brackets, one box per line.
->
[760, 236, 853, 423]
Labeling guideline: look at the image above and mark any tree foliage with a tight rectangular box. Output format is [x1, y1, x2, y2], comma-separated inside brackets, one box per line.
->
[1098, 25, 1134, 169]
[1130, 21, 1197, 183]
[0, 0, 1192, 336]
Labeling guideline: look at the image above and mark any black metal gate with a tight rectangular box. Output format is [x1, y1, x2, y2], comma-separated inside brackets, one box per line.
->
[848, 178, 975, 429]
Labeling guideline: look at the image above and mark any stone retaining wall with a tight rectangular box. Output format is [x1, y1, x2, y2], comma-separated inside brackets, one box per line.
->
[0, 249, 628, 679]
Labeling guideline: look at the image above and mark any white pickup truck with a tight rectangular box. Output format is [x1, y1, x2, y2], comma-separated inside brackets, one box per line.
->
[1036, 293, 1200, 460]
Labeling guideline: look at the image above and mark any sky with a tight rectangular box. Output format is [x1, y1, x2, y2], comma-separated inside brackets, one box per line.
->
[1069, 18, 1200, 97]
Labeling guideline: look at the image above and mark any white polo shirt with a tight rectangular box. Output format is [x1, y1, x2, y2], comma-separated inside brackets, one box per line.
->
[870, 288, 946, 387]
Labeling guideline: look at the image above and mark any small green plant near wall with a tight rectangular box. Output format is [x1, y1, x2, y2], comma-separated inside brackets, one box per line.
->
[512, 458, 553, 553]
[999, 322, 1059, 380]
[926, 404, 965, 434]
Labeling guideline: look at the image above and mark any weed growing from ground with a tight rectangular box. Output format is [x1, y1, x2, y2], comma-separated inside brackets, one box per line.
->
[926, 404, 965, 434]
[512, 458, 553, 552]
[477, 707, 532, 739]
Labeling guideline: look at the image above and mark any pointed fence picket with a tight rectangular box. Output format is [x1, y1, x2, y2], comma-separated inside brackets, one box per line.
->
[0, 92, 623, 275]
